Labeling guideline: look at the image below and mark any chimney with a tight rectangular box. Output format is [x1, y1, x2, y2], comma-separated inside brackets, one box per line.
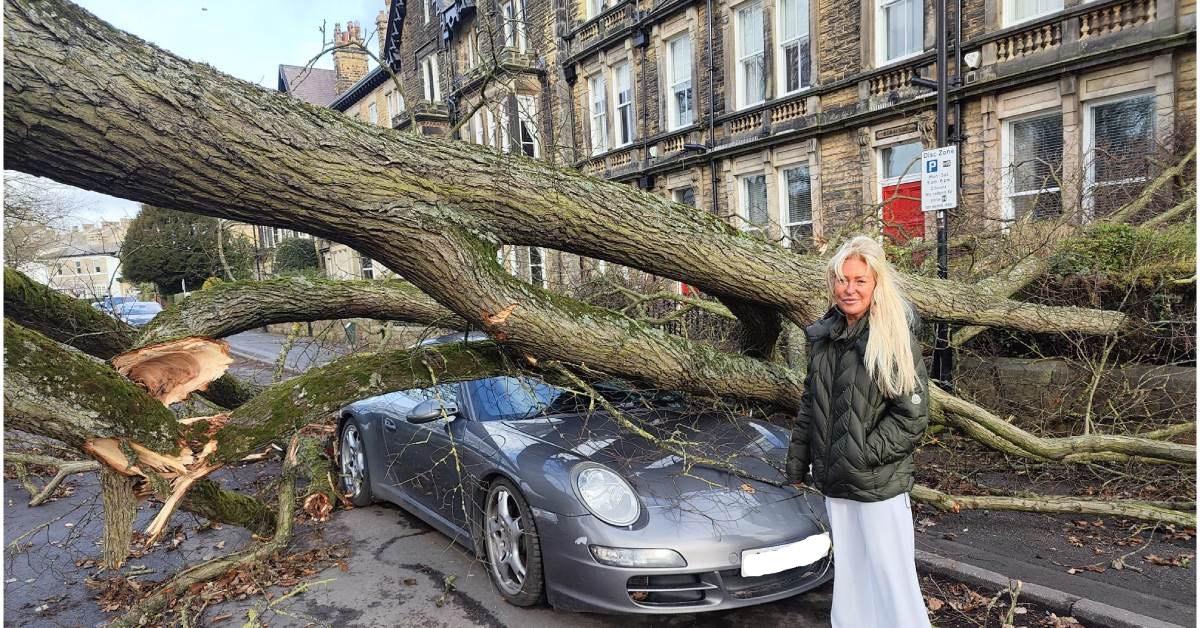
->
[376, 4, 389, 62]
[333, 20, 369, 94]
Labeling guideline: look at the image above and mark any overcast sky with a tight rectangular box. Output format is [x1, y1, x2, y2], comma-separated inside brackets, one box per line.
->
[7, 0, 386, 225]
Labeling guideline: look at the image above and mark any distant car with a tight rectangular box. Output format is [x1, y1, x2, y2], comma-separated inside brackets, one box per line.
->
[336, 335, 832, 614]
[113, 301, 162, 327]
[92, 295, 137, 314]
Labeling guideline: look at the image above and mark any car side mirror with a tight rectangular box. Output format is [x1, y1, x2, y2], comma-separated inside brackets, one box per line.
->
[407, 398, 458, 424]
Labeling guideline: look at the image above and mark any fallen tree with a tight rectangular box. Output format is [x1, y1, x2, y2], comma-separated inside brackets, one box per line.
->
[1, 0, 1194, 617]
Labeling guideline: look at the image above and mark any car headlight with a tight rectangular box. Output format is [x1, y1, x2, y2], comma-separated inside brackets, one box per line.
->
[590, 545, 686, 568]
[573, 463, 640, 526]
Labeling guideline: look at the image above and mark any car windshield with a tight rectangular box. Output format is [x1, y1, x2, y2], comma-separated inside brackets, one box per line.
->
[118, 302, 162, 315]
[466, 377, 564, 422]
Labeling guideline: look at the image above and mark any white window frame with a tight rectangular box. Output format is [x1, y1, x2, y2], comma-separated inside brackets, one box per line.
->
[775, 0, 811, 96]
[528, 246, 547, 288]
[1083, 90, 1157, 218]
[502, 0, 529, 52]
[517, 94, 540, 158]
[1001, 109, 1063, 222]
[425, 0, 433, 23]
[485, 107, 498, 150]
[472, 110, 486, 145]
[367, 101, 378, 125]
[734, 1, 766, 110]
[672, 186, 697, 207]
[778, 164, 814, 248]
[498, 101, 512, 153]
[586, 0, 608, 20]
[1003, 0, 1064, 27]
[422, 55, 441, 101]
[666, 34, 694, 130]
[613, 61, 635, 147]
[589, 73, 609, 156]
[361, 256, 375, 280]
[876, 0, 924, 66]
[386, 89, 405, 122]
[878, 140, 925, 188]
[737, 172, 770, 233]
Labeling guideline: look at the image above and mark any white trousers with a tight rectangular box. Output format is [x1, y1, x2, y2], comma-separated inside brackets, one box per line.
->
[825, 493, 931, 628]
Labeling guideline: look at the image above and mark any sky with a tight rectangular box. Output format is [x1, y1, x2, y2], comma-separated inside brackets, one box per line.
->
[5, 0, 387, 225]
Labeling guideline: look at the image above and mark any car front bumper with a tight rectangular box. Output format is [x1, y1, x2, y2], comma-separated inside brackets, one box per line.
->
[533, 495, 832, 614]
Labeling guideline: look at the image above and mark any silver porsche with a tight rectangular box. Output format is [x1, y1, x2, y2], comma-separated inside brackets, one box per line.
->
[335, 340, 832, 614]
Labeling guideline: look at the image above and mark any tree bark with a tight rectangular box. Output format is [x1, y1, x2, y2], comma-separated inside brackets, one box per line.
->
[133, 277, 465, 348]
[4, 266, 257, 409]
[100, 467, 137, 569]
[1, 0, 1125, 338]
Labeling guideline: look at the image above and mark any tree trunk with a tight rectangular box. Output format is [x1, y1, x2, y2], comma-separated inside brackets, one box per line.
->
[1, 0, 1125, 338]
[100, 467, 137, 570]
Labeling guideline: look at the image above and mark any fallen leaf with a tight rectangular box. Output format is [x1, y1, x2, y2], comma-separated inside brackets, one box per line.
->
[926, 597, 944, 611]
[739, 483, 756, 494]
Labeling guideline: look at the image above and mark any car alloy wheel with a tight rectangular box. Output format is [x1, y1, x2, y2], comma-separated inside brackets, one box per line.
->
[482, 479, 544, 605]
[339, 422, 372, 506]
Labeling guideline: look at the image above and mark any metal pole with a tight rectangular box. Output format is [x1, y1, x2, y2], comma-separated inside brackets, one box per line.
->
[931, 0, 953, 390]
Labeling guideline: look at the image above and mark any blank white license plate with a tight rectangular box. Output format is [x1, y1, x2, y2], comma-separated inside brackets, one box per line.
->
[740, 533, 831, 578]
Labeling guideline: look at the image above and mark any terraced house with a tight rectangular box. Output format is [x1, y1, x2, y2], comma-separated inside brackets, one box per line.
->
[286, 0, 1195, 284]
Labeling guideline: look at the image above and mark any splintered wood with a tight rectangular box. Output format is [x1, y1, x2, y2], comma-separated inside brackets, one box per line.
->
[83, 437, 224, 545]
[112, 337, 234, 405]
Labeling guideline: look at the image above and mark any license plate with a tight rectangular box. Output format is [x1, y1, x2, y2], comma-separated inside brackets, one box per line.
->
[740, 533, 831, 578]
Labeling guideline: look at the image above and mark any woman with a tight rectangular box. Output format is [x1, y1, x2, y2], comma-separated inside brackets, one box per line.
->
[787, 235, 931, 628]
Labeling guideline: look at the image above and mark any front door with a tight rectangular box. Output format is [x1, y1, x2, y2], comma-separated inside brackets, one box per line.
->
[879, 141, 926, 245]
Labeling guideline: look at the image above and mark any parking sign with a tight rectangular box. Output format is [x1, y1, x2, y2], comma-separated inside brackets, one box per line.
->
[920, 146, 957, 212]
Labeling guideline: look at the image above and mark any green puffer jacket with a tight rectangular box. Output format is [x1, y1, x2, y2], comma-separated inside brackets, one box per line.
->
[786, 307, 929, 502]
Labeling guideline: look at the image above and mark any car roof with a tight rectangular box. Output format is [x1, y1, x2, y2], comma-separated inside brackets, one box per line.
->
[415, 330, 490, 347]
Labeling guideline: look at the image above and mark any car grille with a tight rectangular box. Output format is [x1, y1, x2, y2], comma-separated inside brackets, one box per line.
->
[625, 556, 831, 608]
[719, 556, 832, 600]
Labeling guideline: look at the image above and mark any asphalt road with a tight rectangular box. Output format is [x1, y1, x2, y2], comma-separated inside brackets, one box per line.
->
[3, 472, 834, 628]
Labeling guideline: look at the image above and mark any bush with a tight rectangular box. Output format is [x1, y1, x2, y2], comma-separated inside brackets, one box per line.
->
[272, 238, 319, 275]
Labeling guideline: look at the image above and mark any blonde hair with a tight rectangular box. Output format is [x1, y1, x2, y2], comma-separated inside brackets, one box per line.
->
[826, 236, 919, 398]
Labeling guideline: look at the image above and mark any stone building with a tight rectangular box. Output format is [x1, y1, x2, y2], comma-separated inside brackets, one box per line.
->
[290, 0, 1195, 283]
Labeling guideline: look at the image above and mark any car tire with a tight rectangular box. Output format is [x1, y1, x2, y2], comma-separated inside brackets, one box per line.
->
[480, 478, 546, 607]
[338, 420, 373, 507]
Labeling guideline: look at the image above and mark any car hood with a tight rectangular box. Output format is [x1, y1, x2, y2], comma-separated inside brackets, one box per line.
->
[495, 409, 796, 505]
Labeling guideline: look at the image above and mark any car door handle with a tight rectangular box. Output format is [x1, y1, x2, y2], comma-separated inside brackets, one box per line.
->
[384, 418, 397, 432]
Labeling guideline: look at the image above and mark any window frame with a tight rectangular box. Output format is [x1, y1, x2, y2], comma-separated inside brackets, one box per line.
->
[367, 101, 378, 125]
[588, 73, 609, 156]
[778, 163, 814, 249]
[613, 61, 635, 147]
[733, 1, 766, 110]
[501, 0, 528, 52]
[673, 186, 697, 207]
[875, 0, 924, 67]
[516, 94, 540, 158]
[361, 256, 375, 280]
[1083, 90, 1158, 218]
[528, 246, 547, 288]
[1001, 109, 1064, 222]
[422, 55, 441, 101]
[1003, 0, 1064, 27]
[666, 34, 695, 130]
[775, 0, 811, 96]
[737, 172, 770, 233]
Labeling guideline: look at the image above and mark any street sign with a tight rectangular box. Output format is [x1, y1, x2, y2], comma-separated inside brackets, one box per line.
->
[920, 145, 957, 212]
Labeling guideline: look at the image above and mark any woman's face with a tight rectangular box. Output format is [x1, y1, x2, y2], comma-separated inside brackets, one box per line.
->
[834, 256, 876, 323]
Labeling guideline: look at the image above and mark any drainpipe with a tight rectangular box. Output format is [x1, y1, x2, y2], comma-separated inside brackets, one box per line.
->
[705, 0, 719, 214]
